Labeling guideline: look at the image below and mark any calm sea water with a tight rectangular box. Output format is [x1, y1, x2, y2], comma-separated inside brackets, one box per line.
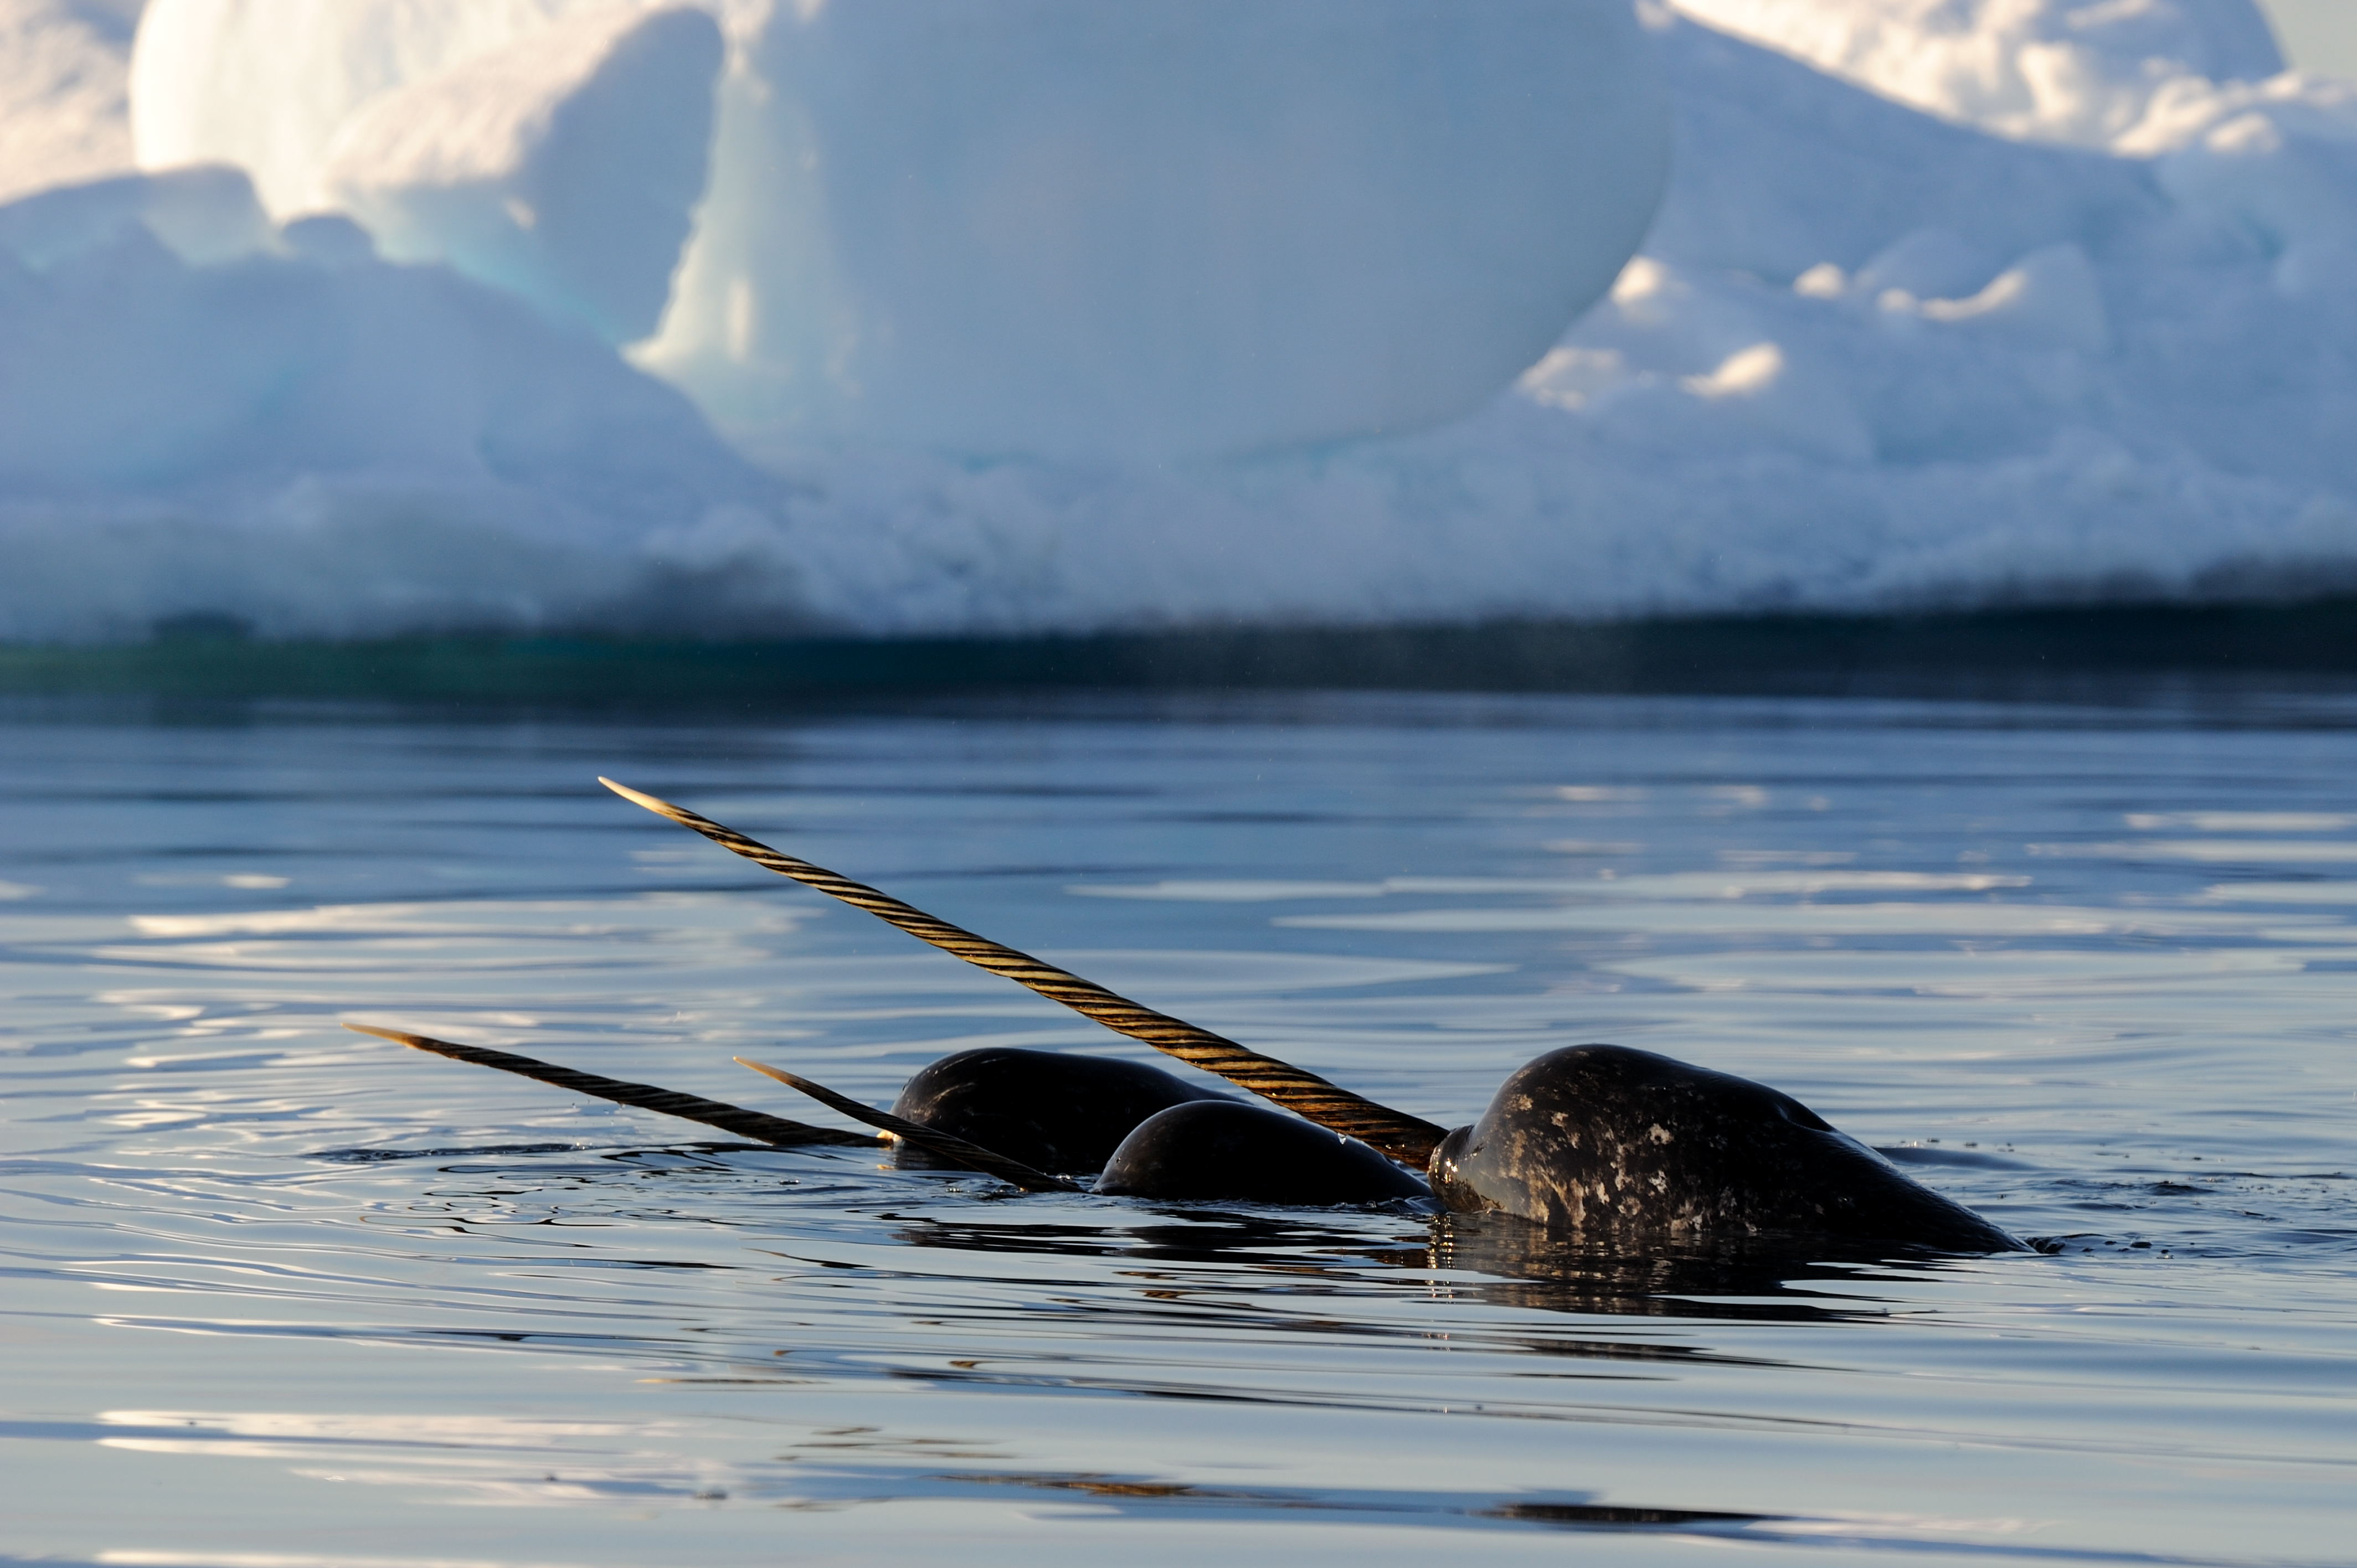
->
[2, 689, 2352, 1567]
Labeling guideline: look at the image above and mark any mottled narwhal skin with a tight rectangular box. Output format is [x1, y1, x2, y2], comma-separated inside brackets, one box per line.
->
[1097, 1101, 1431, 1206]
[1428, 1045, 2026, 1252]
[889, 1046, 1230, 1174]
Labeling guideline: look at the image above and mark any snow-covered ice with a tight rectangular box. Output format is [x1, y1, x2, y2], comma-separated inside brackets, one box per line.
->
[638, 0, 1669, 457]
[321, 4, 723, 345]
[1671, 0, 2285, 149]
[0, 0, 141, 203]
[0, 165, 795, 642]
[126, 0, 652, 218]
[4, 0, 2357, 643]
[135, 0, 1671, 458]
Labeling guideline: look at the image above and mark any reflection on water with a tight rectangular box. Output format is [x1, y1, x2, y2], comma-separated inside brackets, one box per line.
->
[3, 691, 2355, 1567]
[896, 1205, 1930, 1327]
[1417, 1214, 1968, 1324]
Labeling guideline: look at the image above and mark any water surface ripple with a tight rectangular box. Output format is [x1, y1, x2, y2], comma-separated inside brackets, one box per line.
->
[1, 693, 2351, 1566]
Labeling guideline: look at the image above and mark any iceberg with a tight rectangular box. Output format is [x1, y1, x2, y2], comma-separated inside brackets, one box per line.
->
[0, 0, 140, 203]
[637, 0, 1671, 457]
[0, 160, 267, 267]
[127, 0, 653, 218]
[133, 0, 1672, 458]
[0, 164, 803, 642]
[1671, 0, 2285, 148]
[321, 4, 723, 345]
[3, 0, 2357, 644]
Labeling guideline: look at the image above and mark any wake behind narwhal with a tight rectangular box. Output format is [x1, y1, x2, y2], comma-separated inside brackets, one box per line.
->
[352, 778, 2024, 1255]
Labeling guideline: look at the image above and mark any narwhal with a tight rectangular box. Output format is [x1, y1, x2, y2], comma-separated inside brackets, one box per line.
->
[351, 778, 2024, 1255]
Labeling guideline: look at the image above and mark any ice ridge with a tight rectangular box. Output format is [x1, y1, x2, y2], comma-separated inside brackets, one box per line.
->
[0, 0, 2354, 643]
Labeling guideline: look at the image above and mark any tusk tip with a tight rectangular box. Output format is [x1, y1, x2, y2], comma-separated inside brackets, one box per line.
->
[598, 777, 669, 813]
[735, 1055, 796, 1086]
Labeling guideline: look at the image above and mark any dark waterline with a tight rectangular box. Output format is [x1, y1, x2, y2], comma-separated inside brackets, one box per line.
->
[8, 596, 2357, 710]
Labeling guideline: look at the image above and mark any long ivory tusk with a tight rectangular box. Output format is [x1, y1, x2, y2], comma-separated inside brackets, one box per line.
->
[348, 1023, 882, 1148]
[600, 777, 1448, 1167]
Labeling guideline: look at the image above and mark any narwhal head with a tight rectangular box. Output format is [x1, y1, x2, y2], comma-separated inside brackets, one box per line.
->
[1422, 1044, 2023, 1252]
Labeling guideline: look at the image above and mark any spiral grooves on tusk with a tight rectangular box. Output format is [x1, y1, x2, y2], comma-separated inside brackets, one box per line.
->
[600, 777, 1449, 1167]
[348, 1024, 883, 1148]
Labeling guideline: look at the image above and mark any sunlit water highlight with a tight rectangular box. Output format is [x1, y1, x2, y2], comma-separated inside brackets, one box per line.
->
[1, 690, 2352, 1566]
